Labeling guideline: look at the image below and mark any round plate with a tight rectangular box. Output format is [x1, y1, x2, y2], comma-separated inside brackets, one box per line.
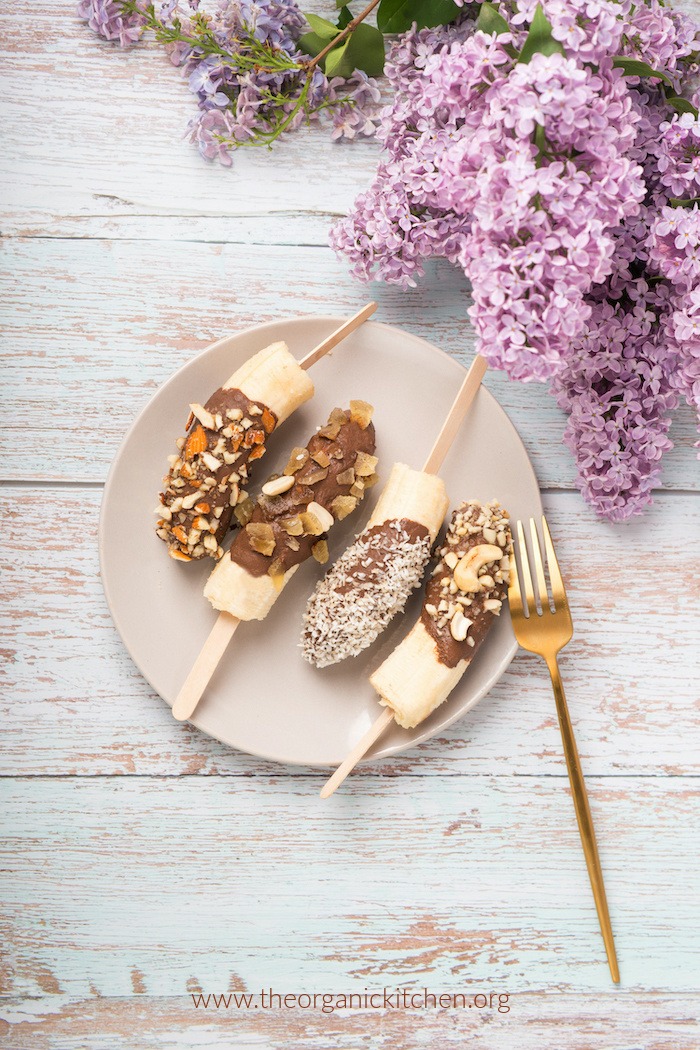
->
[100, 316, 542, 767]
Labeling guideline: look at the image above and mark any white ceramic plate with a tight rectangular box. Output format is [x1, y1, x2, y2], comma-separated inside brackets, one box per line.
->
[100, 316, 542, 767]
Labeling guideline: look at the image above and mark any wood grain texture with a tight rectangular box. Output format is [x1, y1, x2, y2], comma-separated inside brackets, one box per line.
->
[1, 777, 698, 998]
[1, 487, 698, 778]
[2, 993, 699, 1050]
[2, 0, 700, 1045]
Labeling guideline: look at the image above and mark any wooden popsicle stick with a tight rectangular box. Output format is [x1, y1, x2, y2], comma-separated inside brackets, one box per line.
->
[422, 354, 487, 474]
[320, 708, 394, 798]
[172, 612, 240, 721]
[299, 301, 377, 370]
[320, 353, 488, 797]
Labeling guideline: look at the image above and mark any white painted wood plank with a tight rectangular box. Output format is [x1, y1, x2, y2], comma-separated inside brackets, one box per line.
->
[1, 237, 698, 489]
[2, 487, 698, 777]
[2, 992, 699, 1050]
[1, 776, 698, 1000]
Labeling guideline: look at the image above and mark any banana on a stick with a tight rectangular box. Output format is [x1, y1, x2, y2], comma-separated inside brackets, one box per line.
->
[156, 303, 376, 561]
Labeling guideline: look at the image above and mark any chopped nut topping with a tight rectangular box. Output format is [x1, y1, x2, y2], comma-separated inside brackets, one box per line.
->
[189, 403, 216, 430]
[262, 475, 295, 497]
[307, 501, 334, 532]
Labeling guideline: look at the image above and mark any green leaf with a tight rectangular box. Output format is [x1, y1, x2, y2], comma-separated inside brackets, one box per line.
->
[298, 31, 330, 59]
[669, 196, 700, 208]
[667, 95, 699, 118]
[337, 5, 353, 30]
[324, 38, 351, 78]
[518, 4, 565, 63]
[303, 12, 338, 39]
[350, 22, 385, 76]
[477, 2, 509, 36]
[377, 0, 461, 35]
[612, 57, 673, 86]
[335, 0, 349, 7]
[325, 22, 385, 78]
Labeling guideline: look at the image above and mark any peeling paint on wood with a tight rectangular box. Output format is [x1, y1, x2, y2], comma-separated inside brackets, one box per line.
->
[2, 0, 700, 1045]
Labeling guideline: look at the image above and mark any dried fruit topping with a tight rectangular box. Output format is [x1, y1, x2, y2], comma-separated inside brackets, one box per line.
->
[283, 447, 310, 475]
[349, 400, 374, 429]
[234, 496, 255, 527]
[246, 522, 276, 556]
[354, 451, 378, 476]
[331, 495, 358, 520]
[311, 540, 329, 564]
[300, 511, 325, 536]
[336, 468, 355, 487]
[303, 467, 329, 486]
[280, 515, 304, 536]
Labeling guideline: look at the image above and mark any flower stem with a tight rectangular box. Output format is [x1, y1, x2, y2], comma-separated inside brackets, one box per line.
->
[305, 0, 382, 71]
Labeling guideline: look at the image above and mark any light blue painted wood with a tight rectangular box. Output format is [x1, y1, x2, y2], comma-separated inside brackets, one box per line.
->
[2, 776, 698, 1000]
[1, 488, 698, 778]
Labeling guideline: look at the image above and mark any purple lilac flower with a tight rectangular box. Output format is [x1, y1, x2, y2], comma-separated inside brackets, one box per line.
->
[328, 72, 382, 142]
[551, 280, 679, 521]
[656, 113, 700, 198]
[77, 0, 147, 45]
[647, 204, 700, 288]
[80, 0, 381, 162]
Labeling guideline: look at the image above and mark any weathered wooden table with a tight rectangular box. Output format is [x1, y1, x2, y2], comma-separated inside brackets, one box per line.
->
[2, 4, 699, 1047]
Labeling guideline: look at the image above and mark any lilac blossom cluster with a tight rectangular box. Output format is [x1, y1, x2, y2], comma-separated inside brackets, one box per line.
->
[78, 0, 381, 162]
[331, 0, 700, 520]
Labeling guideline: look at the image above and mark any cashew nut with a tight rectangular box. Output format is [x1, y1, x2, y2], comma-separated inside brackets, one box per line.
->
[453, 544, 503, 593]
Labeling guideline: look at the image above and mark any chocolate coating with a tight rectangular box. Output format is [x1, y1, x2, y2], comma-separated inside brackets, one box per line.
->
[230, 410, 376, 578]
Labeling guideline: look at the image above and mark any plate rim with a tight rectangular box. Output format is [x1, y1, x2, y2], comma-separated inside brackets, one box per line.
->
[99, 314, 541, 767]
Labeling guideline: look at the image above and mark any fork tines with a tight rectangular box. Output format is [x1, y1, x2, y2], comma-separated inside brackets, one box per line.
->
[510, 515, 571, 624]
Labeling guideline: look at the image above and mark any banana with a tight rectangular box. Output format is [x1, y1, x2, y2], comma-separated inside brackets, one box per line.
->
[156, 341, 314, 562]
[204, 403, 377, 621]
[226, 341, 313, 424]
[369, 620, 468, 728]
[366, 462, 448, 537]
[204, 557, 299, 621]
[301, 463, 449, 667]
[370, 499, 512, 729]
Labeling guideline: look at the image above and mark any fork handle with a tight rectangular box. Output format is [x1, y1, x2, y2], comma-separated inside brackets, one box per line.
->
[546, 655, 620, 984]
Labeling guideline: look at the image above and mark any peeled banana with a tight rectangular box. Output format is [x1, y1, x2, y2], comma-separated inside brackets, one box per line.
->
[156, 341, 314, 562]
[370, 499, 512, 729]
[204, 402, 377, 621]
[301, 462, 449, 666]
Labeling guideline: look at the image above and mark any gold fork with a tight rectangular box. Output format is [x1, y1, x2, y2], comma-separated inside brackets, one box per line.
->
[509, 516, 620, 984]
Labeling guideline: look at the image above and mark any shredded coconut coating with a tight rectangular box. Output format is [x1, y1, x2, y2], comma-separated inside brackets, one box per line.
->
[301, 519, 432, 667]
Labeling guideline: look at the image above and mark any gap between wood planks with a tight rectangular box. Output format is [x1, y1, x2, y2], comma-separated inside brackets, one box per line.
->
[1, 772, 697, 780]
